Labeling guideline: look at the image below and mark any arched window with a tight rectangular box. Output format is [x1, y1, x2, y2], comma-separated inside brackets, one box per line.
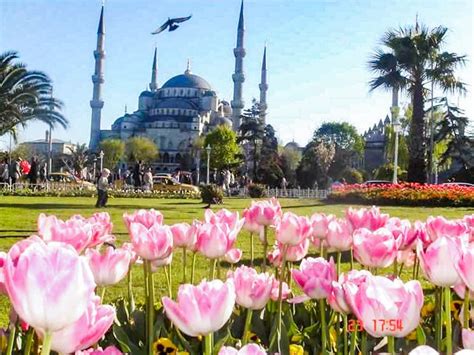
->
[175, 153, 182, 163]
[163, 153, 170, 163]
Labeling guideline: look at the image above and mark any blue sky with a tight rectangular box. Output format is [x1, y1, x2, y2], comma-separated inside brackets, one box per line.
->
[0, 0, 472, 149]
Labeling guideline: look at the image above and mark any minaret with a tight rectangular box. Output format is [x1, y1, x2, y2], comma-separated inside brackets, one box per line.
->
[89, 6, 105, 150]
[259, 45, 268, 125]
[149, 47, 158, 91]
[231, 0, 246, 131]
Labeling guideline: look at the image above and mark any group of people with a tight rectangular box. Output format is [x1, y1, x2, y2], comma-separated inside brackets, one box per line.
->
[0, 157, 47, 185]
[122, 161, 154, 191]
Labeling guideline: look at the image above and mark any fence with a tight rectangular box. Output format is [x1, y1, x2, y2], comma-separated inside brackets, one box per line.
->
[0, 182, 94, 192]
[236, 187, 329, 199]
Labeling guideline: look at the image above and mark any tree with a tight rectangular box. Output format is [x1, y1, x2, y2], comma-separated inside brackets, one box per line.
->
[238, 100, 264, 179]
[204, 126, 241, 171]
[280, 145, 302, 187]
[258, 125, 283, 186]
[296, 139, 335, 188]
[0, 51, 68, 138]
[100, 139, 125, 169]
[125, 136, 158, 164]
[313, 122, 363, 179]
[369, 24, 466, 182]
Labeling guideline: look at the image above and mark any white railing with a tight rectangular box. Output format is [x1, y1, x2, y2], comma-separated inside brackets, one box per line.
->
[0, 182, 94, 192]
[235, 187, 329, 199]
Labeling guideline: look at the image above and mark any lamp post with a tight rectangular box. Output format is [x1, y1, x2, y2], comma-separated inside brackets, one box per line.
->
[99, 150, 104, 172]
[205, 144, 211, 184]
[390, 87, 400, 184]
[195, 149, 201, 185]
[93, 156, 97, 180]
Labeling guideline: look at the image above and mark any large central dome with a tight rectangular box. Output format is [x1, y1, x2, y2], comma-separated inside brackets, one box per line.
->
[162, 71, 212, 90]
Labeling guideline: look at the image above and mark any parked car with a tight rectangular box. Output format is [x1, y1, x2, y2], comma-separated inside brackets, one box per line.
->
[441, 182, 474, 188]
[362, 180, 393, 186]
[152, 175, 199, 193]
[48, 172, 96, 191]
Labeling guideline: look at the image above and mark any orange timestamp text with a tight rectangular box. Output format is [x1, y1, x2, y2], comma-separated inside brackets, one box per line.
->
[347, 319, 403, 332]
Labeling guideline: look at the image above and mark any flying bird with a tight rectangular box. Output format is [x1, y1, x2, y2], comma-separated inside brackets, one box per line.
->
[151, 15, 192, 35]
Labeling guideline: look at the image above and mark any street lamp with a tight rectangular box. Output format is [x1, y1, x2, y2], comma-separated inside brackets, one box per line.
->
[205, 144, 211, 184]
[392, 117, 401, 184]
[99, 150, 104, 172]
[93, 156, 97, 180]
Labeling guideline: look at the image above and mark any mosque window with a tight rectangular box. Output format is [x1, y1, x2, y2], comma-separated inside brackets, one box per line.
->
[180, 89, 184, 95]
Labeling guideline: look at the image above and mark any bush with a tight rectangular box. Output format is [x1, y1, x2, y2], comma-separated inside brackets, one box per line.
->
[373, 163, 407, 181]
[200, 184, 224, 204]
[341, 168, 363, 184]
[247, 183, 267, 198]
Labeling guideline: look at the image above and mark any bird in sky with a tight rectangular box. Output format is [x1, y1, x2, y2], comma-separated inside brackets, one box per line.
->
[151, 15, 192, 35]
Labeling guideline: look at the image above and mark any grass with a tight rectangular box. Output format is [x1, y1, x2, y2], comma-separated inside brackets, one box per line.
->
[0, 195, 472, 326]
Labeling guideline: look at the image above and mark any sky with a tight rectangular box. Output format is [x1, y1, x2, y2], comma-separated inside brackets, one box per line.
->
[0, 0, 472, 150]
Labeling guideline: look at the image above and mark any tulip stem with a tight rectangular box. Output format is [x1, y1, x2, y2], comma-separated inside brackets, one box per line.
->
[412, 255, 418, 280]
[393, 259, 398, 277]
[445, 287, 453, 355]
[191, 252, 197, 284]
[100, 286, 106, 303]
[262, 226, 268, 272]
[276, 244, 288, 351]
[143, 261, 149, 342]
[6, 323, 16, 355]
[320, 242, 324, 258]
[204, 333, 213, 355]
[250, 233, 254, 267]
[361, 331, 367, 355]
[387, 335, 395, 354]
[397, 263, 404, 278]
[435, 287, 443, 350]
[464, 287, 471, 329]
[182, 247, 187, 284]
[350, 249, 354, 270]
[40, 331, 52, 355]
[336, 252, 341, 275]
[146, 261, 155, 355]
[319, 299, 328, 355]
[217, 258, 222, 279]
[24, 327, 34, 355]
[127, 267, 135, 313]
[210, 259, 217, 280]
[349, 324, 357, 355]
[343, 314, 348, 355]
[242, 308, 253, 345]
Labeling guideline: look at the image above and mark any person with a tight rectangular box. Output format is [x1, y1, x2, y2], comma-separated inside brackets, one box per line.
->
[281, 176, 288, 195]
[133, 161, 143, 189]
[223, 169, 232, 196]
[143, 167, 153, 191]
[27, 157, 38, 184]
[95, 168, 110, 208]
[9, 158, 21, 184]
[0, 159, 8, 183]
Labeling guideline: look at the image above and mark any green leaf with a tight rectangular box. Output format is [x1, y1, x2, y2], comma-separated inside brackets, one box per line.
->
[416, 325, 426, 345]
[113, 324, 132, 353]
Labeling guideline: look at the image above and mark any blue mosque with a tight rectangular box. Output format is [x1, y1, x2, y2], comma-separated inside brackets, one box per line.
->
[88, 2, 268, 173]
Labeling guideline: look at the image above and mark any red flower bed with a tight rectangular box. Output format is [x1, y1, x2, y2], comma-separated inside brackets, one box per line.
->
[327, 183, 474, 207]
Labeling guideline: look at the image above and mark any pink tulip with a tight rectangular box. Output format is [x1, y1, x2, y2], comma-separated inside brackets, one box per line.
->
[397, 249, 416, 268]
[346, 206, 389, 231]
[196, 219, 243, 259]
[242, 207, 262, 234]
[87, 212, 115, 248]
[37, 295, 115, 354]
[344, 275, 423, 337]
[4, 239, 96, 332]
[453, 283, 474, 300]
[243, 198, 282, 227]
[276, 212, 311, 246]
[205, 208, 241, 230]
[86, 246, 132, 286]
[123, 209, 163, 229]
[270, 279, 290, 301]
[353, 227, 397, 268]
[406, 221, 428, 249]
[385, 217, 411, 249]
[230, 265, 274, 310]
[417, 236, 463, 287]
[121, 242, 138, 264]
[310, 213, 335, 240]
[129, 222, 173, 261]
[218, 344, 267, 355]
[162, 279, 235, 337]
[408, 345, 439, 355]
[151, 253, 173, 272]
[426, 216, 468, 242]
[456, 247, 474, 291]
[38, 214, 93, 253]
[224, 248, 242, 264]
[326, 219, 353, 251]
[267, 246, 282, 267]
[464, 214, 474, 240]
[283, 239, 309, 262]
[292, 257, 336, 300]
[328, 279, 351, 314]
[0, 252, 6, 295]
[463, 329, 474, 350]
[76, 345, 123, 355]
[170, 222, 197, 249]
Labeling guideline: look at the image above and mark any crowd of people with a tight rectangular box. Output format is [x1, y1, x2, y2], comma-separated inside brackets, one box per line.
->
[0, 157, 47, 185]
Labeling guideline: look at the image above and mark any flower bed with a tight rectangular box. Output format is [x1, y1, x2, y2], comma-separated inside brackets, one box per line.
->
[327, 183, 474, 207]
[1, 201, 474, 354]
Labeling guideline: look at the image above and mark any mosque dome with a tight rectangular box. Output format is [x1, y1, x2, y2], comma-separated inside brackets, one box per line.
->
[155, 98, 198, 110]
[162, 71, 212, 90]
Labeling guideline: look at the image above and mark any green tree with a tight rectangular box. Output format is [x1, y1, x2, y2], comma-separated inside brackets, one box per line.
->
[280, 144, 302, 187]
[313, 122, 363, 179]
[238, 101, 265, 179]
[204, 126, 240, 171]
[125, 136, 158, 164]
[258, 124, 283, 186]
[369, 24, 466, 182]
[9, 143, 32, 160]
[66, 144, 89, 174]
[100, 139, 125, 169]
[296, 139, 335, 188]
[0, 51, 68, 138]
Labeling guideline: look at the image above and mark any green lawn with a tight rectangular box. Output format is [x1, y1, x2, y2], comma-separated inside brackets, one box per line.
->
[0, 196, 472, 326]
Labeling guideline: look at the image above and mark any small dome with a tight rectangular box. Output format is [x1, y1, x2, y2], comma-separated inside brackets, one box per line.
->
[162, 72, 212, 90]
[140, 91, 154, 97]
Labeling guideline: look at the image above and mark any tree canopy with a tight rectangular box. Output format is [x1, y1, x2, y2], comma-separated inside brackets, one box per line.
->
[125, 136, 158, 164]
[204, 126, 241, 170]
[100, 139, 125, 169]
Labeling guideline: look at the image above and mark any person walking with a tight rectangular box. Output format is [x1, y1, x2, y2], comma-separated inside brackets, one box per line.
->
[133, 161, 143, 189]
[27, 157, 38, 184]
[0, 159, 8, 183]
[95, 168, 110, 208]
[143, 167, 153, 191]
[9, 158, 21, 184]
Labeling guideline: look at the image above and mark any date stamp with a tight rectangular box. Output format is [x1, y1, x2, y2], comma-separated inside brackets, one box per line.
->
[347, 319, 403, 332]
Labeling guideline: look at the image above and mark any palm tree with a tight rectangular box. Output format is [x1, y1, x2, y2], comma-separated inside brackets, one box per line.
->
[369, 25, 466, 182]
[0, 51, 68, 138]
[66, 144, 89, 175]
